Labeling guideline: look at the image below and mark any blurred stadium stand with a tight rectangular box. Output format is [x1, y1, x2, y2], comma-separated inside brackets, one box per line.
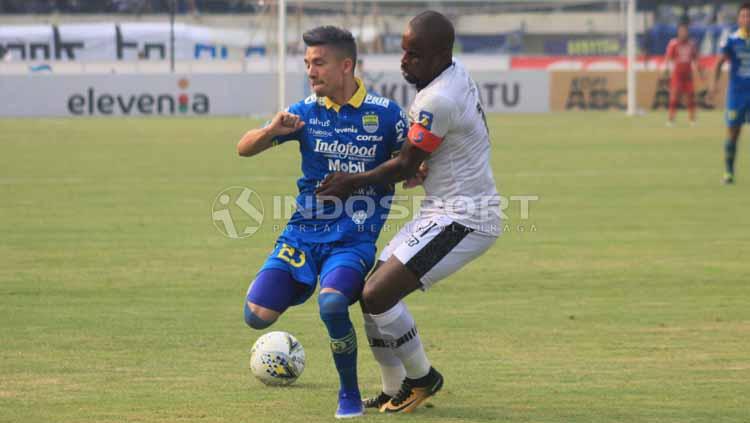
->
[0, 1, 256, 14]
[0, 1, 736, 116]
[0, 1, 739, 56]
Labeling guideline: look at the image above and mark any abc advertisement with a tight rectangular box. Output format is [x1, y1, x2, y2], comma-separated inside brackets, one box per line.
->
[549, 71, 728, 112]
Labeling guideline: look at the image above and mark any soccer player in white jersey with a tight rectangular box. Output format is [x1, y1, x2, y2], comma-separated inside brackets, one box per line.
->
[317, 11, 501, 414]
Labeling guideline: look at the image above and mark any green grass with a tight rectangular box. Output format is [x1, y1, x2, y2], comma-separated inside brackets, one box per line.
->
[1, 112, 748, 423]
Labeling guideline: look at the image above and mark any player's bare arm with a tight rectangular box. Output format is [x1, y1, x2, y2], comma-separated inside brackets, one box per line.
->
[403, 162, 428, 189]
[710, 55, 728, 100]
[693, 57, 705, 82]
[662, 52, 671, 79]
[315, 141, 430, 198]
[236, 111, 305, 157]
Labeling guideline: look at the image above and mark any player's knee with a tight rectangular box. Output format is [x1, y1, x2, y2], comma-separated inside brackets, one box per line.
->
[318, 292, 350, 321]
[244, 302, 276, 330]
[361, 284, 385, 314]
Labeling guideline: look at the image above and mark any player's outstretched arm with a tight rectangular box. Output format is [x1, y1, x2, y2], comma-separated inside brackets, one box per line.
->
[237, 112, 304, 157]
[316, 142, 429, 199]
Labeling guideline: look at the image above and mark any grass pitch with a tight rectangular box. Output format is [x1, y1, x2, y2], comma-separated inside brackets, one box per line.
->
[1, 112, 748, 423]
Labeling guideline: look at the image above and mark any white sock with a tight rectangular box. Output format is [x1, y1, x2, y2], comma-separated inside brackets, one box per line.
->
[400, 343, 431, 380]
[368, 301, 431, 380]
[379, 364, 406, 396]
[363, 313, 406, 395]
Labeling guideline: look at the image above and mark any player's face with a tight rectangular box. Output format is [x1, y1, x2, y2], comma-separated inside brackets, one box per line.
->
[677, 25, 688, 41]
[304, 45, 348, 98]
[739, 8, 750, 31]
[400, 27, 427, 86]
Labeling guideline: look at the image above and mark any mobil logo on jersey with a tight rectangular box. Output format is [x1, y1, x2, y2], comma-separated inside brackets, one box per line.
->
[327, 158, 366, 173]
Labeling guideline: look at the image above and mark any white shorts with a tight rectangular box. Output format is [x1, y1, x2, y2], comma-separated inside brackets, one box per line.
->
[378, 214, 498, 290]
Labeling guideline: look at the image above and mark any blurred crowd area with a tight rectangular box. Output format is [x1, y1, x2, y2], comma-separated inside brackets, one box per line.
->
[0, 0, 739, 19]
[0, 1, 745, 56]
[0, 0, 257, 13]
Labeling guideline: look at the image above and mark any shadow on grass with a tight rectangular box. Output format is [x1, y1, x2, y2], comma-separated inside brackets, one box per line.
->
[414, 403, 507, 422]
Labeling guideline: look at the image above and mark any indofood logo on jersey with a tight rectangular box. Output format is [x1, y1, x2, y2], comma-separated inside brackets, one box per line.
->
[67, 78, 210, 116]
[314, 139, 377, 159]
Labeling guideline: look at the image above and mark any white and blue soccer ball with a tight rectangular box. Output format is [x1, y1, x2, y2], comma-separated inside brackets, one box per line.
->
[250, 331, 306, 386]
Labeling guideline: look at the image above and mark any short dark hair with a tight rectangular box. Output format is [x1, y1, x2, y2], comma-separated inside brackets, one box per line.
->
[302, 26, 357, 71]
[741, 3, 750, 13]
[677, 20, 689, 29]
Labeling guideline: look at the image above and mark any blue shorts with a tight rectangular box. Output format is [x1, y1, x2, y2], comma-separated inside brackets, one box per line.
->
[725, 92, 750, 127]
[258, 235, 376, 306]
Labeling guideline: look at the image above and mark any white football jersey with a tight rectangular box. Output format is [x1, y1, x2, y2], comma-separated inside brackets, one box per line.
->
[408, 60, 501, 236]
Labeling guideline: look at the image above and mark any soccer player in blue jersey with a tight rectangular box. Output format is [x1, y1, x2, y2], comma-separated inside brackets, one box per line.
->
[712, 3, 750, 184]
[236, 26, 408, 418]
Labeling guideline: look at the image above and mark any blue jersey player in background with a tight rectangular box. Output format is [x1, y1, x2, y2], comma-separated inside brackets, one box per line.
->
[236, 26, 408, 418]
[712, 3, 750, 184]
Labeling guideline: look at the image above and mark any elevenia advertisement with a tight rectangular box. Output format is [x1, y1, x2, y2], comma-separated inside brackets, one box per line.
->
[0, 74, 284, 117]
[67, 77, 209, 116]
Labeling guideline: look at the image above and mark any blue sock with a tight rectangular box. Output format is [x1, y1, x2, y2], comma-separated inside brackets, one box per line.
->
[725, 139, 737, 175]
[318, 292, 358, 393]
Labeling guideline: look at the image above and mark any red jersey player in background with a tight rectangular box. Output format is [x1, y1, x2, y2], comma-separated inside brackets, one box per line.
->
[663, 21, 704, 126]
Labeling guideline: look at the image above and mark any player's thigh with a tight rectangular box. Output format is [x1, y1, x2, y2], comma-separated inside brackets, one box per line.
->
[377, 222, 413, 264]
[246, 268, 310, 321]
[253, 238, 319, 307]
[417, 231, 497, 289]
[669, 83, 681, 103]
[389, 215, 497, 290]
[725, 93, 748, 129]
[361, 255, 422, 314]
[319, 242, 376, 302]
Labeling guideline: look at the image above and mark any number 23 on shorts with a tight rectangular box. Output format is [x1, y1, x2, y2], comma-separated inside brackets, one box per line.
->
[277, 243, 306, 268]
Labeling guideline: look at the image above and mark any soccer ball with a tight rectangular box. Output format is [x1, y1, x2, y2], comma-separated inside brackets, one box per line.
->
[250, 331, 305, 386]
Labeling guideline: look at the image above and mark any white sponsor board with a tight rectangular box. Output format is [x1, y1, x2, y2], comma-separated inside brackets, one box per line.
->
[0, 70, 546, 117]
[0, 74, 304, 117]
[359, 70, 549, 113]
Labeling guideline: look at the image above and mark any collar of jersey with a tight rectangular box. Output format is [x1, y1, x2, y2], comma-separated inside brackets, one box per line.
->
[323, 78, 366, 112]
[421, 61, 456, 92]
[737, 28, 750, 40]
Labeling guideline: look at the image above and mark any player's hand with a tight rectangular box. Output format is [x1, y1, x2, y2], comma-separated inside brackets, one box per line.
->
[402, 162, 428, 189]
[316, 172, 356, 199]
[268, 111, 304, 136]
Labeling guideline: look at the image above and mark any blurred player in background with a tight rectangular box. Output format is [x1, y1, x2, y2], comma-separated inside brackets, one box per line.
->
[317, 11, 501, 414]
[663, 21, 703, 127]
[237, 26, 408, 418]
[712, 3, 750, 184]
